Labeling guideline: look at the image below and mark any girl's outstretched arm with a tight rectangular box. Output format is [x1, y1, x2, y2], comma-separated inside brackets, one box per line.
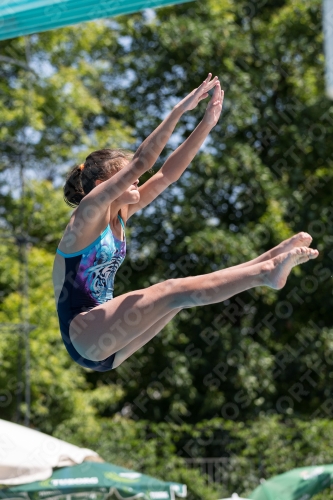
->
[81, 74, 219, 212]
[161, 82, 224, 182]
[127, 82, 224, 218]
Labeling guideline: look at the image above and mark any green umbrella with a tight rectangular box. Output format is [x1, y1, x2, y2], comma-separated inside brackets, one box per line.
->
[0, 461, 187, 500]
[249, 464, 333, 500]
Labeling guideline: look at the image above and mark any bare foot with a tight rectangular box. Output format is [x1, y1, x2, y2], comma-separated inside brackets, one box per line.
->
[262, 247, 319, 290]
[270, 232, 313, 258]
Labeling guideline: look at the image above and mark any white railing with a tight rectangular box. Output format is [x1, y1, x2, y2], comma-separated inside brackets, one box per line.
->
[184, 457, 231, 485]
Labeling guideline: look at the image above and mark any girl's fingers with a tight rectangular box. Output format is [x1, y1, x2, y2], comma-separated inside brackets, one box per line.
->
[196, 80, 219, 100]
[206, 77, 219, 89]
[196, 81, 217, 100]
[210, 85, 224, 107]
[198, 92, 209, 101]
[200, 74, 218, 91]
[206, 81, 220, 103]
[213, 80, 221, 95]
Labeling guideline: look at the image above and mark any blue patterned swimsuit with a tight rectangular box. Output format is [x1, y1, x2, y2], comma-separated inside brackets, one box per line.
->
[56, 215, 126, 371]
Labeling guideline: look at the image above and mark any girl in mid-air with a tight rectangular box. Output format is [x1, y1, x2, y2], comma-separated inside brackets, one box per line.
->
[52, 74, 318, 372]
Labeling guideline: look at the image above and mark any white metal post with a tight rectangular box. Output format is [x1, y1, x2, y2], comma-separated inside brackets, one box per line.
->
[324, 0, 333, 98]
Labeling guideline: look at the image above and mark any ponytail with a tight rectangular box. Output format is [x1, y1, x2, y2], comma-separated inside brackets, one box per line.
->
[63, 164, 85, 208]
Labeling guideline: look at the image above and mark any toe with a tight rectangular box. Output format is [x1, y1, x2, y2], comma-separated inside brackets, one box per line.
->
[290, 232, 312, 249]
[300, 232, 312, 243]
[309, 249, 319, 259]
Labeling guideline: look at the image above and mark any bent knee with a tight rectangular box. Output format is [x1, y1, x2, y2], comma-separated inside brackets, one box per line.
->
[152, 278, 177, 294]
[163, 277, 203, 309]
[151, 278, 185, 309]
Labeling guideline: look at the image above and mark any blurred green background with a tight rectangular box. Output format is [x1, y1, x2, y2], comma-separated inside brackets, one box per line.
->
[1, 0, 333, 497]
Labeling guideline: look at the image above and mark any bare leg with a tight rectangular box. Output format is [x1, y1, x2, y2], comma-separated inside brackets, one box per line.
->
[113, 233, 314, 368]
[98, 232, 312, 368]
[231, 232, 313, 270]
[69, 246, 318, 362]
[112, 308, 181, 368]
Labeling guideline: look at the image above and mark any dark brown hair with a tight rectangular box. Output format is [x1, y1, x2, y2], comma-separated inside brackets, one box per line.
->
[63, 148, 133, 208]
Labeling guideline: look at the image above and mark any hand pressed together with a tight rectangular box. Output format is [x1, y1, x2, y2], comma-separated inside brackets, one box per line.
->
[202, 80, 224, 127]
[175, 73, 220, 113]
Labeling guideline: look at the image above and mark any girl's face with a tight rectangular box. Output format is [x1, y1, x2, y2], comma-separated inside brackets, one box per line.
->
[112, 160, 140, 205]
[95, 162, 140, 206]
[116, 177, 140, 205]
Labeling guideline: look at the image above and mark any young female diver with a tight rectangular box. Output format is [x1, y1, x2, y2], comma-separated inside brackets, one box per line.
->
[52, 73, 318, 372]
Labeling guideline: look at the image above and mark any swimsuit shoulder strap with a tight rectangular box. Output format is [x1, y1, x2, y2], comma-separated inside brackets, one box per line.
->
[117, 214, 126, 232]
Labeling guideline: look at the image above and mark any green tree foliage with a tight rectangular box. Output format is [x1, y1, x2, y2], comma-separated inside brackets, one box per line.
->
[1, 0, 333, 497]
[0, 23, 135, 185]
[103, 0, 333, 423]
[53, 414, 333, 498]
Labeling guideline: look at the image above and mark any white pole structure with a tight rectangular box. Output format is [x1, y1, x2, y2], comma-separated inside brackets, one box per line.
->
[324, 0, 333, 99]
